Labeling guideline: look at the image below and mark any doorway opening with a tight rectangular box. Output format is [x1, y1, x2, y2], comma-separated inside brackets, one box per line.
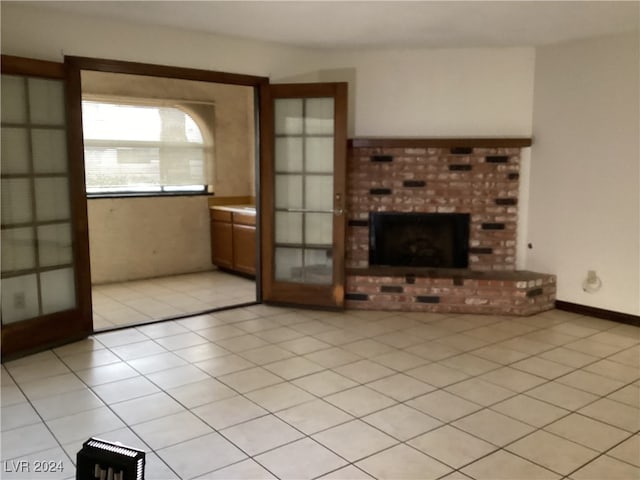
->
[75, 66, 262, 331]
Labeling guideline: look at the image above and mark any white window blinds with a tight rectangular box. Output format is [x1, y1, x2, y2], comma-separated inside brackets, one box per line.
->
[82, 100, 210, 195]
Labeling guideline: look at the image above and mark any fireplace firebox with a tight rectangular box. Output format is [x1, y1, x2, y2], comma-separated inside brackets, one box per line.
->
[369, 212, 470, 268]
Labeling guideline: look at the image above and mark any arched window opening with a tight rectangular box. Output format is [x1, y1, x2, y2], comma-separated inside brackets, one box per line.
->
[82, 100, 212, 196]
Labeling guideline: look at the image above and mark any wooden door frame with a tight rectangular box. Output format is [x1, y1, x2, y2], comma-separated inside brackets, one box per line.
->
[64, 56, 269, 308]
[259, 82, 348, 308]
[1, 55, 92, 360]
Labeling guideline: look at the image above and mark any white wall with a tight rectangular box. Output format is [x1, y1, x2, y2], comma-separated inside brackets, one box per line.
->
[527, 33, 640, 315]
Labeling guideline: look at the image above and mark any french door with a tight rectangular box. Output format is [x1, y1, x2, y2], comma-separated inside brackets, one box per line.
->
[260, 83, 348, 308]
[1, 55, 92, 360]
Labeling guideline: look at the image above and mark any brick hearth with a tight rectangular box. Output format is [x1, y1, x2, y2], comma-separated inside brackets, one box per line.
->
[344, 138, 556, 316]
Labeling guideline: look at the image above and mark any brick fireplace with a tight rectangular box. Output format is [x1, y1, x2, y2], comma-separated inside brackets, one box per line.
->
[344, 138, 556, 316]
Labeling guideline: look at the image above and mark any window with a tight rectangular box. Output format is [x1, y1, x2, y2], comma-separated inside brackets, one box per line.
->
[82, 100, 212, 195]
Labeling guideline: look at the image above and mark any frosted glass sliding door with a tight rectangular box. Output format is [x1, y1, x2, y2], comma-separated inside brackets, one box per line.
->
[1, 74, 77, 325]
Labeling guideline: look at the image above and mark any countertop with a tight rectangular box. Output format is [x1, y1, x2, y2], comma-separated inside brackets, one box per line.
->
[210, 205, 256, 214]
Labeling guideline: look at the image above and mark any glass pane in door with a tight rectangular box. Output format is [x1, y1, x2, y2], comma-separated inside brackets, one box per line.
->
[0, 74, 77, 325]
[273, 97, 335, 284]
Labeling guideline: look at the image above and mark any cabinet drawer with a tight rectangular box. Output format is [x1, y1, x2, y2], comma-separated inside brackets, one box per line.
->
[233, 212, 256, 226]
[210, 208, 232, 222]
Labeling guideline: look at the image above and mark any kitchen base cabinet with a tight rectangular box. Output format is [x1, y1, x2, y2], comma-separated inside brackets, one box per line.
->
[210, 207, 256, 276]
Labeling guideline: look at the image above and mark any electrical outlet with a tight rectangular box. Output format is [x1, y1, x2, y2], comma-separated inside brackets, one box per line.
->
[14, 292, 26, 309]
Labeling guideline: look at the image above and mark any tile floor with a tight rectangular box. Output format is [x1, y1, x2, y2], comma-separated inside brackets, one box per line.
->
[1, 307, 639, 480]
[92, 270, 256, 330]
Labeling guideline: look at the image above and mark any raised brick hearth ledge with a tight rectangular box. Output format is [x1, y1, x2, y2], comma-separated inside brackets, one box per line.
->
[346, 268, 556, 316]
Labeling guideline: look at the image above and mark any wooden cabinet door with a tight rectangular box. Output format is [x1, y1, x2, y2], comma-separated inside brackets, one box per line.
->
[210, 220, 234, 269]
[259, 83, 347, 308]
[233, 224, 257, 276]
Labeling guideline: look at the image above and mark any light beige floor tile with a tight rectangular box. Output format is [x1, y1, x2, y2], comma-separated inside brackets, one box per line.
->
[303, 347, 362, 368]
[507, 430, 598, 475]
[154, 332, 210, 350]
[1, 384, 26, 407]
[371, 350, 430, 371]
[549, 322, 600, 338]
[202, 459, 277, 479]
[522, 329, 580, 346]
[318, 465, 374, 479]
[31, 388, 104, 422]
[453, 408, 535, 446]
[436, 333, 489, 351]
[110, 340, 167, 361]
[110, 392, 184, 425]
[342, 339, 397, 358]
[277, 399, 353, 434]
[539, 346, 600, 368]
[173, 342, 230, 362]
[218, 366, 283, 393]
[410, 425, 496, 468]
[235, 317, 284, 334]
[408, 390, 482, 422]
[177, 313, 227, 331]
[166, 377, 236, 408]
[405, 362, 469, 387]
[607, 384, 640, 408]
[95, 329, 150, 348]
[526, 382, 599, 410]
[59, 349, 121, 371]
[263, 356, 324, 380]
[212, 334, 269, 352]
[374, 331, 426, 349]
[356, 443, 452, 479]
[195, 353, 255, 377]
[491, 394, 570, 427]
[545, 413, 630, 451]
[367, 373, 435, 401]
[276, 336, 332, 355]
[362, 404, 442, 441]
[193, 395, 267, 430]
[589, 330, 639, 348]
[565, 338, 625, 357]
[75, 362, 139, 387]
[462, 449, 561, 480]
[157, 432, 246, 480]
[1, 402, 41, 431]
[471, 344, 530, 364]
[325, 385, 396, 417]
[498, 336, 555, 355]
[313, 419, 397, 462]
[607, 434, 640, 467]
[93, 376, 161, 405]
[479, 366, 547, 392]
[245, 382, 315, 412]
[46, 406, 125, 445]
[136, 320, 190, 338]
[146, 364, 210, 389]
[292, 370, 357, 397]
[19, 373, 86, 401]
[556, 369, 626, 396]
[406, 341, 461, 361]
[334, 359, 395, 383]
[608, 346, 640, 367]
[464, 325, 519, 343]
[584, 358, 640, 383]
[439, 472, 474, 480]
[315, 328, 368, 346]
[255, 326, 305, 343]
[127, 352, 188, 374]
[578, 398, 640, 432]
[197, 325, 246, 342]
[0, 423, 59, 462]
[511, 356, 574, 379]
[572, 455, 640, 480]
[254, 438, 347, 479]
[440, 353, 502, 376]
[445, 378, 514, 406]
[222, 414, 304, 455]
[132, 410, 213, 450]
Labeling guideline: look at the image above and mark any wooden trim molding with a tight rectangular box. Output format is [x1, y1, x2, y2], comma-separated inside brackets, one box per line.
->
[555, 300, 640, 327]
[349, 138, 533, 148]
[1, 54, 65, 78]
[65, 56, 269, 87]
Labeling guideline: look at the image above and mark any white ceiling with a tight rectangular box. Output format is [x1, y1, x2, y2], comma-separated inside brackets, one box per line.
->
[22, 1, 640, 49]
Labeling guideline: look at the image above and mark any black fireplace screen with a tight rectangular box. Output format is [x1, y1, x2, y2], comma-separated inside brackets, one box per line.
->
[369, 212, 470, 268]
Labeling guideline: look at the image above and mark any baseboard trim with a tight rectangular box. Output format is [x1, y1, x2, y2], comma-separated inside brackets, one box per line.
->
[555, 301, 639, 327]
